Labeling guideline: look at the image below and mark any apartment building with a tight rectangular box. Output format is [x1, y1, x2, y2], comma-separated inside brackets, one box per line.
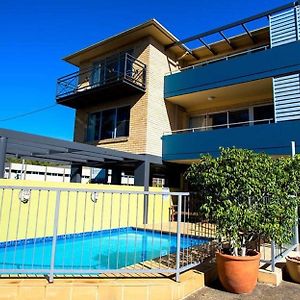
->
[56, 2, 300, 188]
[4, 163, 91, 183]
[4, 163, 136, 185]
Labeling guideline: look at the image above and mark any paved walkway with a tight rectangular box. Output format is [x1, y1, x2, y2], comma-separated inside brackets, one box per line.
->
[185, 280, 300, 300]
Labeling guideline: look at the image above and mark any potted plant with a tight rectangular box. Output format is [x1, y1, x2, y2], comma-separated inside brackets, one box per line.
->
[185, 147, 300, 294]
[286, 256, 300, 283]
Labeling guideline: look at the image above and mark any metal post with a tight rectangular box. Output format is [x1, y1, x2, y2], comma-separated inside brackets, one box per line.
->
[291, 141, 299, 250]
[0, 137, 7, 178]
[134, 161, 150, 224]
[49, 191, 61, 283]
[175, 194, 182, 282]
[291, 141, 296, 158]
[111, 168, 122, 185]
[70, 164, 82, 183]
[271, 240, 276, 272]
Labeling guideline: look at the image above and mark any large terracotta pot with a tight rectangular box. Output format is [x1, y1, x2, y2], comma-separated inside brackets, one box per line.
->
[286, 256, 300, 283]
[216, 250, 261, 294]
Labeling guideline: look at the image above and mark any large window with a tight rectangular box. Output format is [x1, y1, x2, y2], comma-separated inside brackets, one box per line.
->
[90, 49, 133, 86]
[188, 104, 274, 131]
[87, 106, 130, 142]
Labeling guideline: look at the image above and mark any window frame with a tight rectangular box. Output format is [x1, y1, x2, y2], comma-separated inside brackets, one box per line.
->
[86, 106, 131, 142]
[188, 103, 274, 131]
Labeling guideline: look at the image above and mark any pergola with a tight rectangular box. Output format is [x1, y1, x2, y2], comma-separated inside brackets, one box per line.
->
[0, 128, 162, 189]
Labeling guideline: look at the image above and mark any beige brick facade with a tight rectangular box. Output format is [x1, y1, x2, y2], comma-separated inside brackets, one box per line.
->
[73, 36, 182, 156]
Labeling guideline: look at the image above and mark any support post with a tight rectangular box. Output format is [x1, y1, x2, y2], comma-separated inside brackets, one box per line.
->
[49, 191, 61, 283]
[134, 161, 150, 224]
[175, 194, 182, 282]
[111, 168, 122, 185]
[70, 164, 82, 183]
[291, 140, 296, 158]
[271, 240, 276, 272]
[0, 137, 8, 179]
[291, 141, 299, 250]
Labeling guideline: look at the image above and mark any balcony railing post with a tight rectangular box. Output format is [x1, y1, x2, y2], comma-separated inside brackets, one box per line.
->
[271, 240, 276, 272]
[175, 194, 182, 282]
[124, 53, 128, 81]
[49, 190, 61, 283]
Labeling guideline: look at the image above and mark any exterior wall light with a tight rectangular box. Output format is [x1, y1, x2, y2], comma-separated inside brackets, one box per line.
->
[91, 191, 99, 203]
[19, 189, 31, 204]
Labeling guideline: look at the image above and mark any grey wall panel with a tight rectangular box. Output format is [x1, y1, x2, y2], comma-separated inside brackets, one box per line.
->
[270, 7, 298, 47]
[273, 73, 300, 122]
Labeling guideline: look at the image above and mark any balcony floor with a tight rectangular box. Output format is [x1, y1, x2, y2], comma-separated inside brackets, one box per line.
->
[162, 120, 300, 162]
[56, 79, 145, 109]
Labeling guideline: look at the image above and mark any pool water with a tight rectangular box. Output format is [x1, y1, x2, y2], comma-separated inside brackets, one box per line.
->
[0, 228, 208, 271]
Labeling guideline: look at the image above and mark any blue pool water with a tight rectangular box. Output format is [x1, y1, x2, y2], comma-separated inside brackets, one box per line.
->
[0, 228, 208, 271]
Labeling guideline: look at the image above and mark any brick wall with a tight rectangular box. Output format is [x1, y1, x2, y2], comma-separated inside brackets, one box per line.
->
[73, 36, 183, 156]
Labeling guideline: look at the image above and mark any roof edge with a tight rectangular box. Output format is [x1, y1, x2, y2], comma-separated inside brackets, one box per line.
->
[63, 19, 183, 65]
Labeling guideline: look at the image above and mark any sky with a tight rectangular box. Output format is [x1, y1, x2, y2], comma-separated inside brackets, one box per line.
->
[0, 0, 291, 141]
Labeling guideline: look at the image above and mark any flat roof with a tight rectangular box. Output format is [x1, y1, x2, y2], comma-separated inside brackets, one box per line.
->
[64, 19, 188, 67]
[0, 128, 162, 168]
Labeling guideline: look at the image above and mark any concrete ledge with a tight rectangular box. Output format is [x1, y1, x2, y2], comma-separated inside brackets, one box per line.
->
[0, 270, 206, 300]
[258, 268, 282, 286]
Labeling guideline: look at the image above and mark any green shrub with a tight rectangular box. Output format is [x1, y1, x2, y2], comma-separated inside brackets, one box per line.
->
[185, 147, 300, 256]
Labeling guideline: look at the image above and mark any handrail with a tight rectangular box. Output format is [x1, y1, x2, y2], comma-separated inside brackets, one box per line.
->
[164, 118, 274, 135]
[57, 53, 146, 82]
[56, 53, 146, 99]
[166, 45, 269, 75]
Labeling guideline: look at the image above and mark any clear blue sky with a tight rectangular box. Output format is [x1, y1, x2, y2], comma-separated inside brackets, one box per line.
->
[0, 0, 290, 140]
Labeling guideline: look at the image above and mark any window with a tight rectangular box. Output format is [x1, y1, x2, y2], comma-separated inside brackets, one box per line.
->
[116, 106, 130, 137]
[188, 104, 274, 131]
[229, 109, 249, 128]
[87, 106, 130, 142]
[90, 49, 133, 86]
[211, 112, 227, 129]
[253, 105, 274, 125]
[189, 116, 206, 130]
[101, 109, 115, 139]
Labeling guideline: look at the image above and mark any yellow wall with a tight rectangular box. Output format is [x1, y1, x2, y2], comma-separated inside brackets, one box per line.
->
[0, 180, 171, 242]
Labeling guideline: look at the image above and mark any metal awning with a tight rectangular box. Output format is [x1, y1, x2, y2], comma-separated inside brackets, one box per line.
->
[0, 128, 162, 168]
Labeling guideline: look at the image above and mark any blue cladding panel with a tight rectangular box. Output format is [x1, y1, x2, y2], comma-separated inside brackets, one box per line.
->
[164, 42, 300, 98]
[162, 120, 300, 161]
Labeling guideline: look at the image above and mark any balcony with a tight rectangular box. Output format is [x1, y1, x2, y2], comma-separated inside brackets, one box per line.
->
[56, 53, 146, 108]
[162, 119, 300, 162]
[164, 41, 300, 99]
[164, 2, 300, 99]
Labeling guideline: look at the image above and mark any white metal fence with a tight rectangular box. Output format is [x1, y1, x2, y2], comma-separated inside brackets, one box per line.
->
[0, 185, 216, 282]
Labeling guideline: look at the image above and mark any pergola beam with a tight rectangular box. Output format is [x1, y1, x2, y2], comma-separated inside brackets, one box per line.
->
[198, 38, 217, 55]
[241, 23, 255, 43]
[219, 31, 235, 49]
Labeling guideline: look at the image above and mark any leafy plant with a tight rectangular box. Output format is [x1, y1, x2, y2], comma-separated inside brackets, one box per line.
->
[185, 147, 300, 256]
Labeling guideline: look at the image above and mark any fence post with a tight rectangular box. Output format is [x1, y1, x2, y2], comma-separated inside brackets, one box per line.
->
[295, 205, 299, 253]
[291, 141, 299, 251]
[175, 194, 182, 282]
[271, 240, 276, 272]
[49, 190, 61, 283]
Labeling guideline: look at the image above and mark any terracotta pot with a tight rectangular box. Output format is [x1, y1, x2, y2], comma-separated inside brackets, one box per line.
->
[286, 256, 300, 283]
[216, 250, 261, 294]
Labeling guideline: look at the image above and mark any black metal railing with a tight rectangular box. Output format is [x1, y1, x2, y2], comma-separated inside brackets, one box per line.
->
[56, 53, 146, 100]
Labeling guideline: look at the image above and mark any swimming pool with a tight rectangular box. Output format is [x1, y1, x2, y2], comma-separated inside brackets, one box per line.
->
[0, 227, 209, 272]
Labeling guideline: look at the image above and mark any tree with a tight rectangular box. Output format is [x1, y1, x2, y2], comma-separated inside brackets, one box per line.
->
[185, 147, 300, 256]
